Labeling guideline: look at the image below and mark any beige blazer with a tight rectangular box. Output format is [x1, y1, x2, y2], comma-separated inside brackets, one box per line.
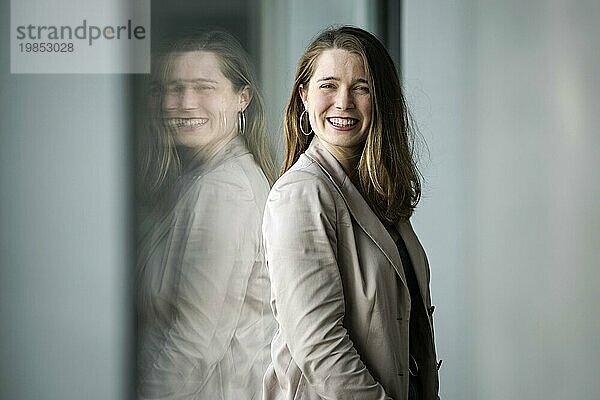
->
[262, 137, 440, 400]
[138, 136, 275, 400]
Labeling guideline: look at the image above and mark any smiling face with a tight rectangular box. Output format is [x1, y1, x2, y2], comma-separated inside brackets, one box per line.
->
[299, 49, 372, 158]
[162, 51, 249, 151]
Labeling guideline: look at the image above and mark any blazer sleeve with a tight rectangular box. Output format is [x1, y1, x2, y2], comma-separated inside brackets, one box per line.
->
[140, 169, 262, 399]
[263, 171, 392, 400]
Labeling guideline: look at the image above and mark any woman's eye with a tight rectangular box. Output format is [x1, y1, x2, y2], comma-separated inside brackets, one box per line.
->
[166, 84, 184, 94]
[354, 86, 370, 94]
[194, 85, 214, 92]
[320, 83, 335, 90]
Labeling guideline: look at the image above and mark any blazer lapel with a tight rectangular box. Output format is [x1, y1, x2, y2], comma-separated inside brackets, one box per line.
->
[396, 221, 431, 310]
[305, 138, 407, 288]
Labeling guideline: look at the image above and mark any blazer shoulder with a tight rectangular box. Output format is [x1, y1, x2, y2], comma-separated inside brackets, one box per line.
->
[205, 153, 264, 184]
[266, 160, 343, 229]
[174, 158, 267, 221]
[270, 156, 338, 202]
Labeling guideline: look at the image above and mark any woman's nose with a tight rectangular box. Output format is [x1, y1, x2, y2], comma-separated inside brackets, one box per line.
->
[180, 88, 199, 110]
[335, 89, 354, 110]
[165, 88, 198, 111]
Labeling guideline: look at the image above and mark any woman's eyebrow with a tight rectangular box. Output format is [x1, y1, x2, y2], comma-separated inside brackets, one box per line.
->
[167, 78, 218, 84]
[316, 76, 339, 82]
[315, 76, 369, 84]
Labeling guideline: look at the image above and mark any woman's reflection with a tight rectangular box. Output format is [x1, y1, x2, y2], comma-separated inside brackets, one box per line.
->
[137, 30, 276, 400]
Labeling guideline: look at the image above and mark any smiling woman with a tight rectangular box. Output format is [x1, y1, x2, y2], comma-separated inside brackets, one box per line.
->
[162, 51, 248, 156]
[298, 48, 372, 173]
[263, 26, 441, 400]
[136, 30, 276, 400]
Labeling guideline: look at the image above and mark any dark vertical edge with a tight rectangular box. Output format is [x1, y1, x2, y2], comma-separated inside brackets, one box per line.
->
[248, 0, 261, 77]
[128, 72, 143, 400]
[375, 0, 403, 82]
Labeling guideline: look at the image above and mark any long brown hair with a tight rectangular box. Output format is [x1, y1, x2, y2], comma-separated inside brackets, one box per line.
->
[139, 29, 277, 207]
[282, 26, 422, 223]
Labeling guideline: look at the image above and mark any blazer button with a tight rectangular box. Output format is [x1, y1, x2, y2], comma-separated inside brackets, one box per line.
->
[396, 316, 403, 321]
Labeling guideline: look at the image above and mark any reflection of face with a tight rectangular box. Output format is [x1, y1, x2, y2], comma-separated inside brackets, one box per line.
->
[299, 49, 372, 153]
[162, 51, 246, 150]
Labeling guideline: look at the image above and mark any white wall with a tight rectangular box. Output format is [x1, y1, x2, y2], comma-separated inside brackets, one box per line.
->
[403, 1, 600, 399]
[0, 1, 133, 399]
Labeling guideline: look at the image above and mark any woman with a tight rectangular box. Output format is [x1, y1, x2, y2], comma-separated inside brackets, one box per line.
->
[262, 26, 441, 400]
[137, 30, 276, 400]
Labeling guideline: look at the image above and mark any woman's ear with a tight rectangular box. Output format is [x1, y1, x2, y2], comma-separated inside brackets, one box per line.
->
[239, 85, 253, 112]
[299, 84, 308, 107]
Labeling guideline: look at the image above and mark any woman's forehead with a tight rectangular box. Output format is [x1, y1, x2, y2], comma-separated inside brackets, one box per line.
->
[310, 49, 368, 82]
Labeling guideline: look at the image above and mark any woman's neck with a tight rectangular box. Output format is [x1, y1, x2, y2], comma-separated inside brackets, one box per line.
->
[318, 138, 363, 179]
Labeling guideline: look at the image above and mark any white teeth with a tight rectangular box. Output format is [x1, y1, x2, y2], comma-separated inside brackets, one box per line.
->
[167, 118, 208, 128]
[328, 117, 357, 127]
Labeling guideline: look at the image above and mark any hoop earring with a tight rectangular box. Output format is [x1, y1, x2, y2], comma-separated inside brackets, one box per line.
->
[299, 109, 313, 136]
[238, 110, 246, 136]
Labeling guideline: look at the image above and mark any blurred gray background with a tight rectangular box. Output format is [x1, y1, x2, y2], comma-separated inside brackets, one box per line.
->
[1, 0, 599, 399]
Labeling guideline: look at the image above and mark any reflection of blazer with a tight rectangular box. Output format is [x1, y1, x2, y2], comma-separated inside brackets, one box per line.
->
[138, 136, 275, 400]
[262, 137, 440, 400]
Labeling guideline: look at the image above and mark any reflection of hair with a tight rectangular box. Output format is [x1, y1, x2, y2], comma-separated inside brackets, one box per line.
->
[283, 26, 422, 223]
[139, 29, 276, 205]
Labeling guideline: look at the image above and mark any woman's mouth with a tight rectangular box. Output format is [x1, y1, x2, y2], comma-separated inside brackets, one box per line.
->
[166, 118, 208, 129]
[327, 117, 358, 130]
